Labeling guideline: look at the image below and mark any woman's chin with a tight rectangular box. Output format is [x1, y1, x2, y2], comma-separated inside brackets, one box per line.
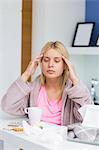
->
[45, 73, 60, 79]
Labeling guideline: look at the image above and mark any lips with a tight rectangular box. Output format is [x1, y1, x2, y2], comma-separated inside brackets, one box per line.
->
[47, 70, 55, 74]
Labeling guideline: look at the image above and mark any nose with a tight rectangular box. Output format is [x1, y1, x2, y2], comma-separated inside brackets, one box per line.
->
[48, 59, 54, 67]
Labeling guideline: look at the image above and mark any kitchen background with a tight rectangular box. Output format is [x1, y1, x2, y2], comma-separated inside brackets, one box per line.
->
[0, 0, 99, 118]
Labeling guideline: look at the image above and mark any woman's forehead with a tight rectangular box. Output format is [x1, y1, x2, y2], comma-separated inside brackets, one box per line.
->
[44, 48, 62, 57]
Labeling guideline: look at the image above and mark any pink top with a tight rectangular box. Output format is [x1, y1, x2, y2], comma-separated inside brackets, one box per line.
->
[36, 86, 62, 125]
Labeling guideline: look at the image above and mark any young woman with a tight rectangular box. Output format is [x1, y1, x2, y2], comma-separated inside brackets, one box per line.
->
[1, 41, 93, 126]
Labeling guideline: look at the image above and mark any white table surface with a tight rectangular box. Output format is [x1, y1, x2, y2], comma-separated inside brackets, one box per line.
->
[0, 118, 99, 150]
[1, 129, 99, 150]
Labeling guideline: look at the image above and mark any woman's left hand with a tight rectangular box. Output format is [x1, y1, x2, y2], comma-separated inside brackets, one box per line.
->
[62, 56, 79, 86]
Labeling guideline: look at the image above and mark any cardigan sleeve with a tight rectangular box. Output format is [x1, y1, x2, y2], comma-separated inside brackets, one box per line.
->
[66, 80, 93, 106]
[1, 76, 33, 116]
[66, 80, 94, 122]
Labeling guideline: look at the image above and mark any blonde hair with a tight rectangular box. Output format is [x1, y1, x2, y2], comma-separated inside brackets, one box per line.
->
[40, 41, 70, 92]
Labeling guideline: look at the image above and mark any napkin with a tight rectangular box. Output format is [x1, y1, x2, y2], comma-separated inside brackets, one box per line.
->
[67, 123, 98, 143]
[78, 104, 99, 128]
[67, 105, 99, 144]
[22, 120, 67, 145]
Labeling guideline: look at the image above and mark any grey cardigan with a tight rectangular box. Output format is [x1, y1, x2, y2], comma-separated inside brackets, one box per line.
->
[1, 76, 93, 126]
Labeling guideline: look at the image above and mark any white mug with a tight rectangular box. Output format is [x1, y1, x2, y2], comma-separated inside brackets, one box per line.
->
[24, 107, 43, 126]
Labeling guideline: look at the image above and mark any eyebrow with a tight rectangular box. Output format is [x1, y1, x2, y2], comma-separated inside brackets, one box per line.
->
[43, 56, 62, 59]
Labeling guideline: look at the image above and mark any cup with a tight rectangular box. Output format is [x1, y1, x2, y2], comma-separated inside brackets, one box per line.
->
[24, 107, 43, 126]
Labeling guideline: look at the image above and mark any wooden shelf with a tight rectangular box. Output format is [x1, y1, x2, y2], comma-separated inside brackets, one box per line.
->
[67, 47, 99, 55]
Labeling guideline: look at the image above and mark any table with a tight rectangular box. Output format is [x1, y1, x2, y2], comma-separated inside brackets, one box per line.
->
[0, 119, 99, 150]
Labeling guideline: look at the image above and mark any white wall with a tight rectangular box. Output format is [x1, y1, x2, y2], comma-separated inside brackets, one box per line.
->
[32, 0, 85, 56]
[0, 0, 22, 118]
[84, 55, 99, 88]
[0, 0, 22, 99]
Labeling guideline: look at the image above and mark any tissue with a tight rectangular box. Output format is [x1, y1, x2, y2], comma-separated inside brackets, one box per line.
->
[22, 120, 67, 145]
[78, 104, 99, 129]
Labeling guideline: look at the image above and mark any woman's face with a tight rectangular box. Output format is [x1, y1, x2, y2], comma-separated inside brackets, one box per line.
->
[41, 48, 65, 79]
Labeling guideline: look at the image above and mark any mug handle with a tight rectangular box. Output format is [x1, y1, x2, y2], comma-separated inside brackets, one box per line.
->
[24, 108, 28, 114]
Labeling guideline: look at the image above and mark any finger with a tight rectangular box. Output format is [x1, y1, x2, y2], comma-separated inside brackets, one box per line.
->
[62, 56, 70, 66]
[30, 54, 44, 67]
[29, 59, 38, 68]
[37, 54, 44, 63]
[35, 54, 43, 61]
[37, 53, 43, 58]
[40, 53, 44, 57]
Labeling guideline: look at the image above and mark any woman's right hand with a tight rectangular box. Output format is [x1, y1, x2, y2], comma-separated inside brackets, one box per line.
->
[21, 54, 43, 82]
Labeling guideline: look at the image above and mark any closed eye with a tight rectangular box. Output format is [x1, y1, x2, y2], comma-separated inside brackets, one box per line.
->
[42, 56, 62, 63]
[43, 57, 49, 62]
[54, 58, 62, 63]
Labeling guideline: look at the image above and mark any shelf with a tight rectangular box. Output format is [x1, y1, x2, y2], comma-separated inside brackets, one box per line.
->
[68, 47, 99, 55]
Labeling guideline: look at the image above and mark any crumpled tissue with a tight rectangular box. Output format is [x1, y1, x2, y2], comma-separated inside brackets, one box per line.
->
[22, 120, 67, 145]
[78, 104, 99, 128]
[70, 104, 99, 143]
